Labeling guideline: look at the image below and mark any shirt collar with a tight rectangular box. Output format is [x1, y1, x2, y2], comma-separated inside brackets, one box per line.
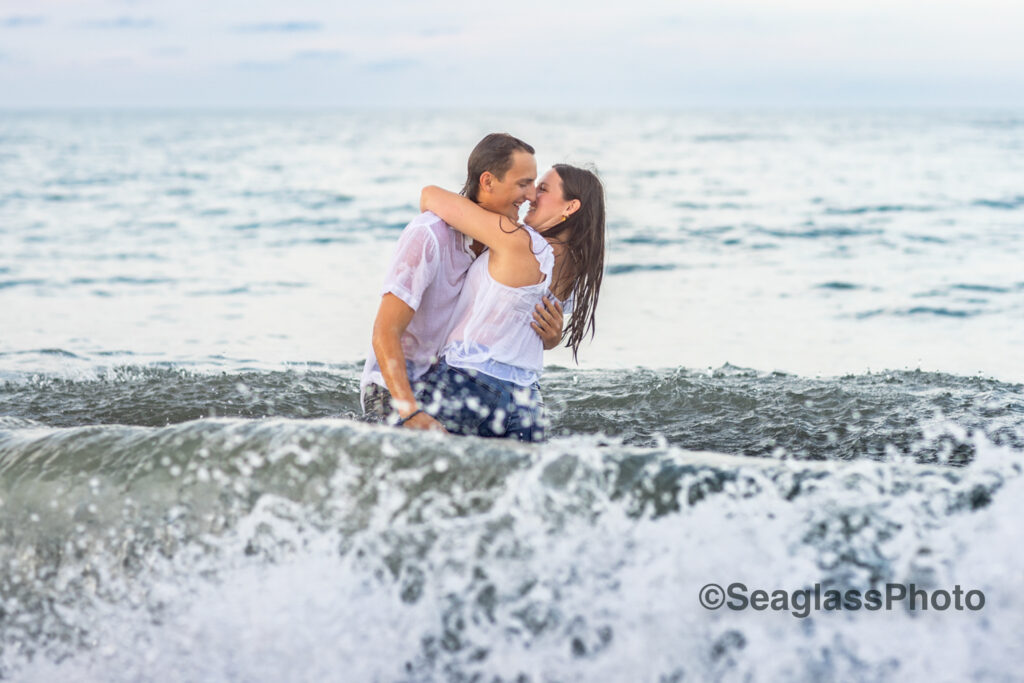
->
[463, 234, 480, 258]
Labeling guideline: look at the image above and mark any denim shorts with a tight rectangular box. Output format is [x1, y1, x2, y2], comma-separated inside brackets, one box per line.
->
[416, 359, 546, 442]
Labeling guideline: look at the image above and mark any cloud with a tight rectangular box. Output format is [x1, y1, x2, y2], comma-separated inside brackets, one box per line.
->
[235, 60, 287, 71]
[1, 15, 45, 27]
[417, 27, 461, 38]
[3, 1, 1022, 108]
[363, 58, 417, 72]
[99, 56, 135, 68]
[293, 50, 346, 61]
[80, 16, 158, 29]
[153, 46, 185, 58]
[235, 51, 346, 70]
[232, 21, 323, 33]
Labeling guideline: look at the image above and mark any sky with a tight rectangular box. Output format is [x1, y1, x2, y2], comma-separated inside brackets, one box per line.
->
[1, 0, 1023, 108]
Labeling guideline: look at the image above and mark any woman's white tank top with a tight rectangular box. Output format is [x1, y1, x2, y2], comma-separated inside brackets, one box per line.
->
[442, 226, 555, 386]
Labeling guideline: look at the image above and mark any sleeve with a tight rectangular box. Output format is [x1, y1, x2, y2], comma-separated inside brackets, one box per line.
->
[380, 222, 441, 311]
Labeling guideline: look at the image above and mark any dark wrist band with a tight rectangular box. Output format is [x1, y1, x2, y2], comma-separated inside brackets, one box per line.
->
[396, 409, 425, 426]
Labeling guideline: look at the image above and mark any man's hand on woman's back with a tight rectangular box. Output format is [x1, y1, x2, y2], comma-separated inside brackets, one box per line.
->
[532, 296, 564, 350]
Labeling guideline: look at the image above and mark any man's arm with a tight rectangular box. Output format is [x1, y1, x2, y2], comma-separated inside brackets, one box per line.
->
[371, 293, 445, 432]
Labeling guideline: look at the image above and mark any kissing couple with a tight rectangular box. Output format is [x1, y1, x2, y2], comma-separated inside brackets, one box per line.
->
[360, 133, 605, 442]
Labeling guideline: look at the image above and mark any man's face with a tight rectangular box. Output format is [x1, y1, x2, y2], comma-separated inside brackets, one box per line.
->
[481, 150, 537, 221]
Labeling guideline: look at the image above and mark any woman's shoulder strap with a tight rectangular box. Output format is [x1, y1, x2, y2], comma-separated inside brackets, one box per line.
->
[525, 226, 555, 279]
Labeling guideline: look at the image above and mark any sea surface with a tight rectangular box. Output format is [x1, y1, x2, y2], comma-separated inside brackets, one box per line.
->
[1, 110, 1023, 681]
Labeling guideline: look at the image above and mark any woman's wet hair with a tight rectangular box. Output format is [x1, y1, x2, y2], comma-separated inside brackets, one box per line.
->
[461, 133, 535, 202]
[541, 164, 606, 361]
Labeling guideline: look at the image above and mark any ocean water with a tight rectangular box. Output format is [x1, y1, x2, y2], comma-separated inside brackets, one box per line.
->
[1, 111, 1023, 681]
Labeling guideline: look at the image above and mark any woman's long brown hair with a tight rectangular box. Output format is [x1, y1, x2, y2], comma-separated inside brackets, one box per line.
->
[540, 164, 606, 361]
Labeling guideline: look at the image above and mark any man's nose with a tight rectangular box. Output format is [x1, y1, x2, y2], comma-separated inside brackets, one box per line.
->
[524, 184, 537, 201]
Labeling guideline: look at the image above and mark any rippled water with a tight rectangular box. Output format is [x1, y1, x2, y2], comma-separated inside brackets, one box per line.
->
[2, 110, 1023, 377]
[1, 111, 1023, 680]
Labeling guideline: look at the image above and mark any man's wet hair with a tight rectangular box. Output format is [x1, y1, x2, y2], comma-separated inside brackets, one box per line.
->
[461, 133, 535, 202]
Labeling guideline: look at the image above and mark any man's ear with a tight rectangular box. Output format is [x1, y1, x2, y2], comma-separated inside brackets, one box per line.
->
[479, 171, 494, 195]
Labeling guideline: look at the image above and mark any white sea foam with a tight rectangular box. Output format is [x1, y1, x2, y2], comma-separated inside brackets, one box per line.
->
[4, 425, 1021, 681]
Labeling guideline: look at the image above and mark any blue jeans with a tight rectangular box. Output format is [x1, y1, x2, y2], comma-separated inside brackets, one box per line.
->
[416, 359, 546, 442]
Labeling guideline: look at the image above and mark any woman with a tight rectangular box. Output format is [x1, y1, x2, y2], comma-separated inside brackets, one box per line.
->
[410, 164, 605, 441]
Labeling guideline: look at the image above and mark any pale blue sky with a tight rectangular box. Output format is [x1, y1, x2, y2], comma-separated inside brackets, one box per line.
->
[1, 0, 1022, 108]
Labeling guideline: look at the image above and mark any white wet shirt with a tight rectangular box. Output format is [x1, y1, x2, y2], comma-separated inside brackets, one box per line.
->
[442, 225, 556, 386]
[360, 212, 476, 404]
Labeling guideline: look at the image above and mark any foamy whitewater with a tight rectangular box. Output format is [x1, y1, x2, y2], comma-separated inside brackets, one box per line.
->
[1, 111, 1022, 681]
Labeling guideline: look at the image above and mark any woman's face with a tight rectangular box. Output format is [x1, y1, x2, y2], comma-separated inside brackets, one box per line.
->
[524, 168, 568, 232]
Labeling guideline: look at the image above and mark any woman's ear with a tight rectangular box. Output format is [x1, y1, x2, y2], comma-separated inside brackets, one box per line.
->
[565, 198, 582, 216]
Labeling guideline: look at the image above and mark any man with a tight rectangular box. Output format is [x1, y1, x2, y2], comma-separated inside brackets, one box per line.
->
[361, 133, 563, 431]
